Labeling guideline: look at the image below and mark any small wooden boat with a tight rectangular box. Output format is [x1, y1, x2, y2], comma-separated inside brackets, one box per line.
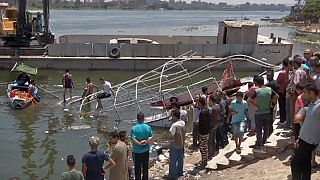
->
[7, 84, 40, 109]
[260, 16, 270, 21]
[7, 63, 40, 109]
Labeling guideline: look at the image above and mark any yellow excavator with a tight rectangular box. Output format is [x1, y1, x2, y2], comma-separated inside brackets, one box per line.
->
[0, 0, 54, 47]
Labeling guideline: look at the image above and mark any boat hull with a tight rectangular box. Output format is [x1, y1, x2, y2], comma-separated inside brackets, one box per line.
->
[132, 112, 172, 128]
[7, 84, 40, 109]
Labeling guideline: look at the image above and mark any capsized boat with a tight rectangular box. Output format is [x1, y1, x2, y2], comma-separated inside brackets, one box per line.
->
[150, 61, 243, 110]
[75, 52, 276, 128]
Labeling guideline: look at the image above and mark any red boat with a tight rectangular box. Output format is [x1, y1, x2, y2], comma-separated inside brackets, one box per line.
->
[150, 62, 242, 110]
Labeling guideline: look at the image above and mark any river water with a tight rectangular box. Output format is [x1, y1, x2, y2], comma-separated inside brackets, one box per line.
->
[0, 10, 319, 179]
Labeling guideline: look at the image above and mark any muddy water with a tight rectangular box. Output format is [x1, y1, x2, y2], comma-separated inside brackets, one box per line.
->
[0, 9, 319, 179]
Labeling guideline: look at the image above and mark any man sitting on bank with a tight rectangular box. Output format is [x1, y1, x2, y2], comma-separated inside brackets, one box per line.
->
[97, 77, 113, 109]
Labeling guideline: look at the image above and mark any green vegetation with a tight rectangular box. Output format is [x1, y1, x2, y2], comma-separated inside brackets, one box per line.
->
[283, 15, 294, 22]
[302, 0, 320, 23]
[305, 34, 320, 42]
[296, 33, 320, 43]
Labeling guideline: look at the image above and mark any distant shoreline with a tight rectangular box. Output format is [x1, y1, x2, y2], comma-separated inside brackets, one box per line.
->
[31, 8, 290, 12]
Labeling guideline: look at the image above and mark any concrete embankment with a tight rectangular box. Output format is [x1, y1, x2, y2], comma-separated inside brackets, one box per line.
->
[149, 118, 297, 179]
[0, 56, 265, 71]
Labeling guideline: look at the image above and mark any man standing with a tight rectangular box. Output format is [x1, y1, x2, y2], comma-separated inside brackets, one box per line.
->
[247, 76, 259, 136]
[312, 62, 320, 92]
[192, 95, 201, 148]
[198, 97, 210, 168]
[286, 59, 307, 128]
[97, 78, 113, 109]
[82, 78, 99, 99]
[119, 130, 134, 180]
[201, 86, 208, 98]
[220, 91, 230, 147]
[62, 69, 74, 103]
[62, 155, 84, 180]
[303, 49, 313, 68]
[248, 76, 278, 149]
[168, 109, 186, 179]
[109, 130, 129, 180]
[276, 59, 290, 124]
[265, 68, 279, 136]
[82, 136, 115, 180]
[208, 94, 220, 157]
[228, 91, 248, 154]
[291, 85, 320, 180]
[131, 112, 155, 180]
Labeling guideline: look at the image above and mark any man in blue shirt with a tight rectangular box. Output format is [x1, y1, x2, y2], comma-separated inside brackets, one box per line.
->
[82, 136, 115, 180]
[228, 91, 248, 154]
[131, 112, 155, 180]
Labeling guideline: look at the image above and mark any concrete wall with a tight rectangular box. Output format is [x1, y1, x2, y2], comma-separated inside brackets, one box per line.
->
[217, 21, 258, 44]
[48, 43, 257, 58]
[59, 35, 218, 45]
[0, 56, 271, 71]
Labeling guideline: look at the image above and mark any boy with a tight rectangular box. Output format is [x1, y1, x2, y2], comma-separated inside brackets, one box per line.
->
[62, 155, 84, 180]
[293, 83, 308, 141]
[228, 91, 248, 154]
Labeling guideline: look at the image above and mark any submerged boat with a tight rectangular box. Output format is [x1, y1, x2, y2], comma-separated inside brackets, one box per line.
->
[74, 52, 275, 128]
[150, 62, 243, 110]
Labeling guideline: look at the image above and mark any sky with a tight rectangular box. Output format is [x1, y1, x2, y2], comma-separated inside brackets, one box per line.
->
[195, 0, 295, 5]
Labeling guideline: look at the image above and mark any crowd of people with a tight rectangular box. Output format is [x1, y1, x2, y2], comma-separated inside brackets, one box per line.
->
[59, 49, 320, 180]
[61, 112, 150, 180]
[191, 48, 320, 180]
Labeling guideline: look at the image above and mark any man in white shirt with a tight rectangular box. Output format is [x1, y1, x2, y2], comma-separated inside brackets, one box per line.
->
[97, 78, 113, 109]
[168, 109, 186, 179]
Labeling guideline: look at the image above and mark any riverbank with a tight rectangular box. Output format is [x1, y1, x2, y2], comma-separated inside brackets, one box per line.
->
[277, 22, 320, 45]
[293, 33, 320, 45]
[201, 148, 320, 180]
[148, 118, 320, 179]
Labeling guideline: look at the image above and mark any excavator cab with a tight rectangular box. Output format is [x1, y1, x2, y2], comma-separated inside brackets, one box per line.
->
[0, 3, 18, 37]
[0, 0, 54, 47]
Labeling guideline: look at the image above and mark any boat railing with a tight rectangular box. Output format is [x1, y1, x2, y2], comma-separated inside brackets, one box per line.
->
[77, 53, 278, 121]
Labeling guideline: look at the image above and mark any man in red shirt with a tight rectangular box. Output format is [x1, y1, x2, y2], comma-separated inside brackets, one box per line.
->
[276, 59, 290, 123]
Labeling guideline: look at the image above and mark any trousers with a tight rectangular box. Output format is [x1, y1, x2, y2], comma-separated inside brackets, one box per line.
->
[255, 113, 271, 146]
[199, 134, 209, 166]
[134, 151, 149, 180]
[291, 139, 318, 180]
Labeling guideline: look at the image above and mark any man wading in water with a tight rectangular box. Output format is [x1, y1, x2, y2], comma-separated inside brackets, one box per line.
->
[97, 78, 113, 109]
[82, 78, 99, 99]
[62, 69, 74, 103]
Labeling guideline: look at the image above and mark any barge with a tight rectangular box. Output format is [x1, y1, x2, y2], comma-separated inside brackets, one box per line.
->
[0, 21, 293, 71]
